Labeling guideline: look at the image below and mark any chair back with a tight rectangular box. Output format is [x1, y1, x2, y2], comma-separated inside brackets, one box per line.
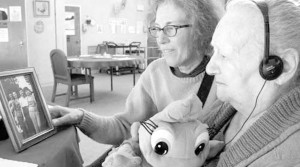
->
[128, 42, 141, 55]
[50, 49, 71, 83]
[96, 44, 106, 54]
[104, 41, 117, 54]
[129, 42, 141, 47]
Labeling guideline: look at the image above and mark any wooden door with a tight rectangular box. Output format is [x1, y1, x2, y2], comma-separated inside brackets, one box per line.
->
[0, 0, 27, 71]
[65, 6, 81, 56]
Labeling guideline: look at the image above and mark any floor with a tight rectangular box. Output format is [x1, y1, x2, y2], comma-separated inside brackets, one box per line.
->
[41, 71, 141, 166]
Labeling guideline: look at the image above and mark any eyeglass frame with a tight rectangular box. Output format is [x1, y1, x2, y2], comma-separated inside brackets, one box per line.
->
[148, 24, 192, 38]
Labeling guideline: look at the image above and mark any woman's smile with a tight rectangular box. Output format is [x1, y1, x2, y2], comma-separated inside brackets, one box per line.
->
[162, 49, 176, 56]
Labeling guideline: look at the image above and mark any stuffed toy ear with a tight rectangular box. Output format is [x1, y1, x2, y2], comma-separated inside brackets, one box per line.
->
[207, 140, 225, 159]
[151, 94, 203, 123]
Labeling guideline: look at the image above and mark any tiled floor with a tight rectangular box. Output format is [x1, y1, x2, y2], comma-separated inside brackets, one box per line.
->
[42, 71, 141, 166]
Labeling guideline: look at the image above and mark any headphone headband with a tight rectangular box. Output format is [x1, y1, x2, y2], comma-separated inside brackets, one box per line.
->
[252, 0, 284, 80]
[251, 0, 270, 63]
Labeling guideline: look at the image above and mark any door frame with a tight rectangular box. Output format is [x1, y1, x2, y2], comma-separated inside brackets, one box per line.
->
[64, 5, 82, 56]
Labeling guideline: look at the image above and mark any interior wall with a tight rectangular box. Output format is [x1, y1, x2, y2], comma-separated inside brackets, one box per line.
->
[64, 0, 149, 54]
[25, 0, 149, 86]
[25, 0, 57, 87]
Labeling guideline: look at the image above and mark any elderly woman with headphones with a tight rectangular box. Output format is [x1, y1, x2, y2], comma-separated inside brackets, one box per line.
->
[204, 0, 300, 166]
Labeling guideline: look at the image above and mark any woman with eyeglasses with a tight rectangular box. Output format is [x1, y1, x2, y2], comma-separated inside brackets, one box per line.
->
[50, 0, 222, 146]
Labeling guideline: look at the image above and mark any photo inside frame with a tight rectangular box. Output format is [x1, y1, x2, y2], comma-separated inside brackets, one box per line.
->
[0, 68, 56, 152]
[1, 74, 50, 140]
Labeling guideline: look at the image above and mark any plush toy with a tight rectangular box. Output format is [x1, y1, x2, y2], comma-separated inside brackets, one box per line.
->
[102, 94, 224, 167]
[102, 139, 143, 167]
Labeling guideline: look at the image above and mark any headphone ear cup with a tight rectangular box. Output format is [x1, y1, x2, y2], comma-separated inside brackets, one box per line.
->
[259, 55, 284, 80]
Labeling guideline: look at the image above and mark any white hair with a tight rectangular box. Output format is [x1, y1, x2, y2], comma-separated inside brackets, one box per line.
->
[227, 0, 300, 85]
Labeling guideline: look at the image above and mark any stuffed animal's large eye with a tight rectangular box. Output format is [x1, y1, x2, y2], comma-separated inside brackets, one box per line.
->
[194, 131, 209, 156]
[195, 143, 205, 155]
[154, 141, 169, 155]
[151, 128, 174, 155]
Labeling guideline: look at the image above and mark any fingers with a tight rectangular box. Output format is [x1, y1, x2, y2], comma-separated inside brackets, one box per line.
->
[48, 105, 69, 126]
[52, 115, 73, 126]
[48, 105, 62, 119]
[49, 106, 84, 127]
[130, 122, 141, 142]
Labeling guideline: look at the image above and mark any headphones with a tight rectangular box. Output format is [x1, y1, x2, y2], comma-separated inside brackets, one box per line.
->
[252, 0, 284, 80]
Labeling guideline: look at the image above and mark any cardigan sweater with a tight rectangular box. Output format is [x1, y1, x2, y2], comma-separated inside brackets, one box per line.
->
[78, 58, 220, 145]
[213, 86, 300, 167]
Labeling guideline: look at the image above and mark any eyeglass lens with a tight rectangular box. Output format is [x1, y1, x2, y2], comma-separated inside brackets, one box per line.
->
[149, 25, 191, 38]
[149, 25, 176, 38]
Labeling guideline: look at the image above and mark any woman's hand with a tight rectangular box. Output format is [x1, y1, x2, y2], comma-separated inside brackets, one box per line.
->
[130, 122, 141, 142]
[48, 105, 84, 126]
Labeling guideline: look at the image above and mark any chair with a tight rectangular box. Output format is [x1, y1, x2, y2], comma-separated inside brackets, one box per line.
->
[104, 41, 118, 55]
[125, 42, 145, 73]
[125, 42, 142, 55]
[50, 49, 94, 107]
[95, 43, 106, 55]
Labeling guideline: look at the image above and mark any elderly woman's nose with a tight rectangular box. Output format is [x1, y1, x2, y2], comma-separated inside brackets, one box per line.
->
[206, 56, 219, 75]
[157, 32, 169, 44]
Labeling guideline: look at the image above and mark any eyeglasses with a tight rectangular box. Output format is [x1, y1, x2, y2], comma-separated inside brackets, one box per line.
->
[148, 24, 192, 38]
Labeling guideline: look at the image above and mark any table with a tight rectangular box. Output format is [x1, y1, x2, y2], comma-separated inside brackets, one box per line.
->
[108, 45, 130, 54]
[68, 55, 144, 91]
[105, 42, 141, 55]
[0, 126, 83, 167]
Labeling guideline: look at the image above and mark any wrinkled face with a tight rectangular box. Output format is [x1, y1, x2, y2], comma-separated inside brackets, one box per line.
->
[206, 5, 264, 107]
[139, 119, 209, 167]
[155, 2, 197, 69]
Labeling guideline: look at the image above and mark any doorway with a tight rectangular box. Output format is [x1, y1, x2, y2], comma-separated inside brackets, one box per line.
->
[65, 6, 81, 56]
[0, 0, 27, 71]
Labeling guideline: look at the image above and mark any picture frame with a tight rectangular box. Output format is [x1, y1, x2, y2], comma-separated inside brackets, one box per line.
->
[33, 0, 50, 17]
[0, 68, 56, 152]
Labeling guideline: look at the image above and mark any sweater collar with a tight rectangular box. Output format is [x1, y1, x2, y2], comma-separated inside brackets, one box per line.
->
[170, 55, 210, 78]
[218, 86, 300, 167]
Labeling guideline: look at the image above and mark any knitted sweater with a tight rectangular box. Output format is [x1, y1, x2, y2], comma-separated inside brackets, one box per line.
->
[78, 58, 219, 145]
[215, 86, 300, 167]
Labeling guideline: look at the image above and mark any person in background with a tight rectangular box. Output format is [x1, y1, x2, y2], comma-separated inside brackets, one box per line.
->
[12, 91, 28, 139]
[50, 0, 222, 145]
[204, 0, 300, 166]
[7, 93, 19, 131]
[24, 87, 41, 134]
[8, 93, 14, 113]
[19, 89, 35, 136]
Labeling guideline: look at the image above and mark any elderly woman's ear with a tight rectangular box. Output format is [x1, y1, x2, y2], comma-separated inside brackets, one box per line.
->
[275, 48, 299, 85]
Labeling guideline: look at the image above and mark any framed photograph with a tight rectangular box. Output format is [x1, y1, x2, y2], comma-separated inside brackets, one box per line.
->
[0, 68, 56, 152]
[33, 0, 50, 17]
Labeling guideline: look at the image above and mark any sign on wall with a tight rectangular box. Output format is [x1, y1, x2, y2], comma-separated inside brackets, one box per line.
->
[9, 6, 22, 22]
[65, 12, 75, 35]
[0, 23, 8, 42]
